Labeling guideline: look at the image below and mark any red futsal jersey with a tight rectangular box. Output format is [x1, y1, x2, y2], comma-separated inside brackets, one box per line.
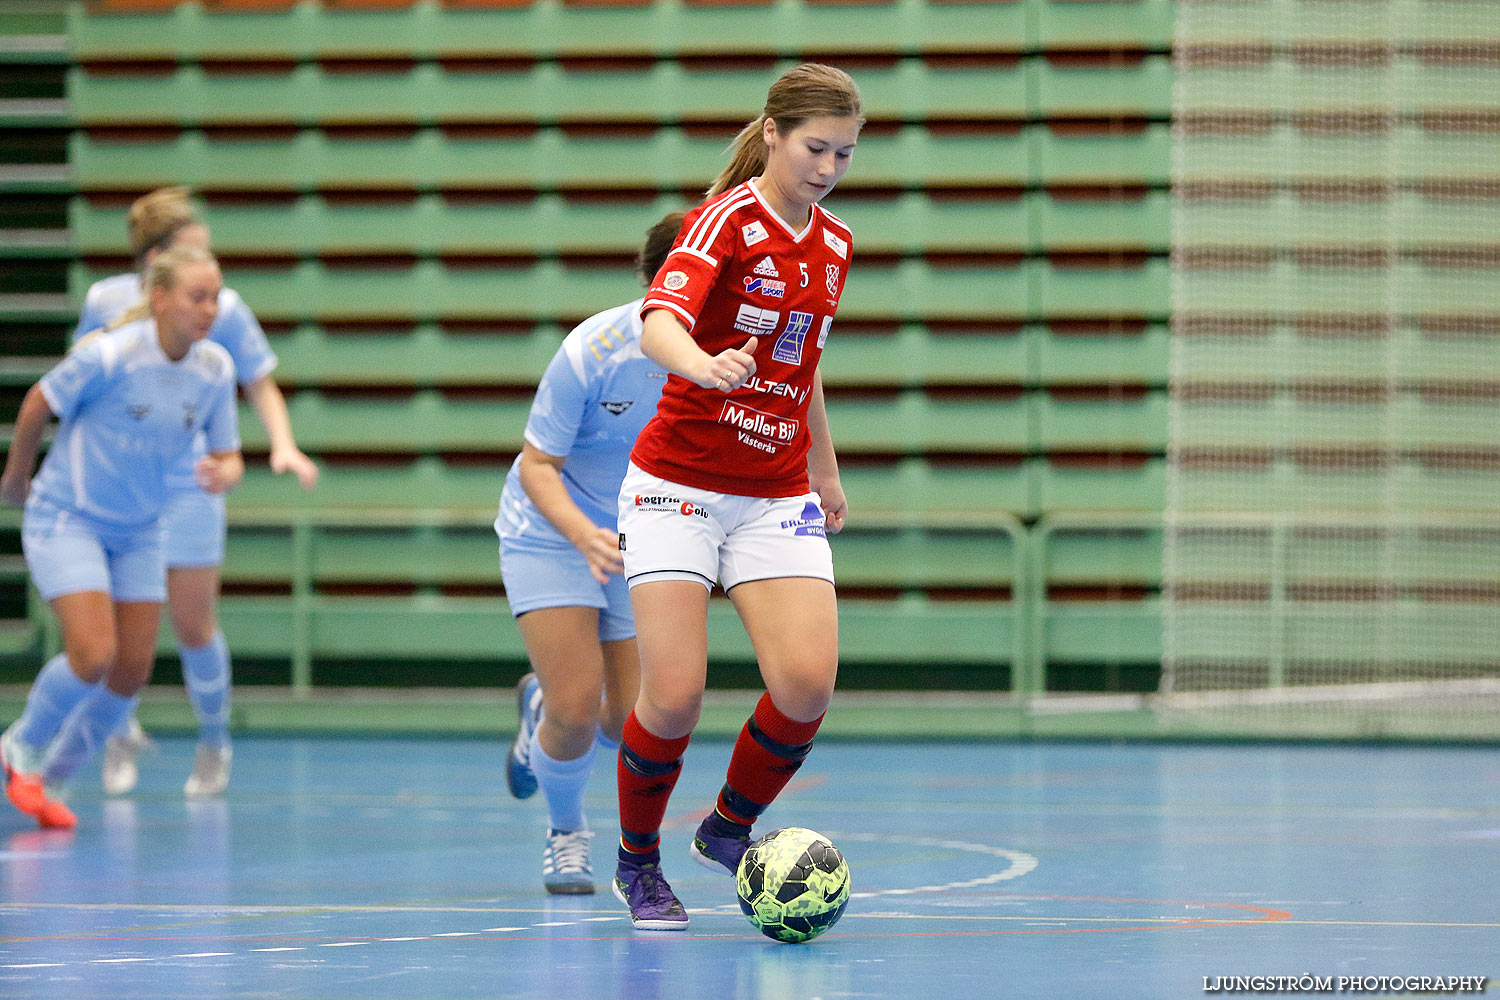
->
[632, 180, 852, 497]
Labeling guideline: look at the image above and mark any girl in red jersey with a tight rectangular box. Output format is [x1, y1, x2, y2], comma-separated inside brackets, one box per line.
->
[610, 63, 862, 930]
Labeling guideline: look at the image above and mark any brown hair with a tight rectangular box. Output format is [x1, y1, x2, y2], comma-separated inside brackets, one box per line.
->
[105, 244, 219, 333]
[706, 63, 863, 199]
[127, 186, 201, 264]
[636, 210, 688, 286]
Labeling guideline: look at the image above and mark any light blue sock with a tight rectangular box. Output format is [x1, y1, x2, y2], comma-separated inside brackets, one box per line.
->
[181, 630, 231, 747]
[14, 654, 98, 751]
[594, 722, 619, 753]
[530, 731, 596, 834]
[42, 686, 135, 784]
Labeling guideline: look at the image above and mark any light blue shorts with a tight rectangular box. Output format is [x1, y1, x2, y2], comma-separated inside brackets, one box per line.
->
[498, 541, 636, 643]
[22, 498, 166, 603]
[161, 485, 227, 568]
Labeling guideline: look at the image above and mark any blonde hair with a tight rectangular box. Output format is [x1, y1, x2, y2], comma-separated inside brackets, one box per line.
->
[105, 244, 219, 333]
[127, 186, 200, 263]
[707, 63, 864, 200]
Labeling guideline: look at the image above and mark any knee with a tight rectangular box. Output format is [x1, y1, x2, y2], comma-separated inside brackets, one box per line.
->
[65, 638, 116, 683]
[170, 614, 217, 649]
[542, 692, 603, 743]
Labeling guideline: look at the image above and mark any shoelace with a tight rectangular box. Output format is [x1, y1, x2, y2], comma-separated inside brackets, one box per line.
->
[628, 866, 678, 908]
[546, 831, 594, 873]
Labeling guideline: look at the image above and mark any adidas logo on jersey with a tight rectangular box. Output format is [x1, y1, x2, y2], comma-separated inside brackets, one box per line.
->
[752, 256, 780, 278]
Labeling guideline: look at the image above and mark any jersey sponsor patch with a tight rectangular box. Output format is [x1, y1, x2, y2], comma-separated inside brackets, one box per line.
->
[741, 221, 770, 248]
[718, 399, 799, 448]
[663, 270, 690, 290]
[753, 256, 780, 278]
[771, 311, 814, 365]
[817, 315, 832, 349]
[733, 304, 781, 337]
[744, 276, 786, 299]
[823, 230, 848, 259]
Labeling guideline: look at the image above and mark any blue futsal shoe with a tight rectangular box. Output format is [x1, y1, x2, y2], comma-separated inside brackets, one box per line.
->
[505, 673, 541, 799]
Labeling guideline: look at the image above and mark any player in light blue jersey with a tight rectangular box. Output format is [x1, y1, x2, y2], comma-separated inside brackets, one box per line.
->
[73, 187, 319, 798]
[0, 246, 242, 829]
[496, 211, 684, 893]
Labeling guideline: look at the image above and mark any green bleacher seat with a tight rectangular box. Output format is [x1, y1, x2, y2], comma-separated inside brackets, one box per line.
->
[827, 192, 1029, 255]
[1041, 599, 1162, 666]
[821, 325, 1029, 387]
[1032, 55, 1173, 119]
[827, 390, 1028, 454]
[232, 457, 505, 512]
[236, 390, 531, 453]
[1032, 123, 1171, 186]
[1034, 389, 1168, 452]
[70, 0, 1032, 63]
[840, 458, 1033, 518]
[1033, 324, 1169, 386]
[831, 526, 1019, 589]
[265, 326, 564, 388]
[1032, 456, 1166, 514]
[1034, 0, 1173, 51]
[839, 260, 1029, 323]
[70, 57, 1035, 128]
[71, 124, 1037, 194]
[1035, 191, 1170, 253]
[1036, 258, 1170, 320]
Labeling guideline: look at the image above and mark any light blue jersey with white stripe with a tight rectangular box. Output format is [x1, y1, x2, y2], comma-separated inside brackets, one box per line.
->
[33, 320, 240, 527]
[496, 298, 667, 548]
[75, 273, 275, 490]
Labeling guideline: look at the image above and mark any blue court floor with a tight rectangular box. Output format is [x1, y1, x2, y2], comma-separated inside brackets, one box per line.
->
[0, 737, 1495, 999]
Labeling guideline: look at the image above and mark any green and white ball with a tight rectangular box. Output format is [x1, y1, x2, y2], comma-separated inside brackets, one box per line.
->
[735, 827, 850, 943]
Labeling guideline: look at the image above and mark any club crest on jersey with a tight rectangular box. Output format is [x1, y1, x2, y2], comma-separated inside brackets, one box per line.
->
[753, 256, 780, 278]
[182, 402, 197, 429]
[126, 403, 150, 421]
[744, 276, 786, 299]
[781, 500, 827, 538]
[600, 400, 634, 415]
[733, 304, 781, 337]
[662, 270, 689, 291]
[823, 230, 848, 260]
[826, 264, 841, 296]
[741, 221, 770, 248]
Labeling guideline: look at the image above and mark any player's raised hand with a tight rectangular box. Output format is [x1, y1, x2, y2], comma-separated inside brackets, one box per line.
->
[697, 336, 758, 393]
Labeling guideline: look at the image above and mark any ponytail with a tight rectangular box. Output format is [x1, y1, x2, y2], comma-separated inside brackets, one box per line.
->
[707, 115, 771, 199]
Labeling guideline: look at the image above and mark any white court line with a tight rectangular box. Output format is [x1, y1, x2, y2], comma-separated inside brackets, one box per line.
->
[251, 947, 304, 952]
[319, 941, 369, 948]
[432, 931, 480, 937]
[175, 952, 234, 958]
[377, 937, 425, 942]
[480, 927, 526, 932]
[91, 957, 153, 964]
[3, 962, 65, 968]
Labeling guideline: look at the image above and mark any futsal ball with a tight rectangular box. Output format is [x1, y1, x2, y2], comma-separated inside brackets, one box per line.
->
[735, 827, 850, 943]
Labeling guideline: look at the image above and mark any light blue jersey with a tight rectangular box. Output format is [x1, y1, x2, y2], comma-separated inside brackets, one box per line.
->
[496, 298, 667, 549]
[33, 320, 240, 528]
[75, 273, 275, 492]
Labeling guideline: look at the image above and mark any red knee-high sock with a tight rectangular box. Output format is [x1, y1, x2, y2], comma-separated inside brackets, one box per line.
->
[617, 710, 692, 857]
[715, 692, 824, 826]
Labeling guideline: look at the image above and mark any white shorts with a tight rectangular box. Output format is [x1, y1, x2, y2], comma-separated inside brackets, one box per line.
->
[617, 462, 835, 592]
